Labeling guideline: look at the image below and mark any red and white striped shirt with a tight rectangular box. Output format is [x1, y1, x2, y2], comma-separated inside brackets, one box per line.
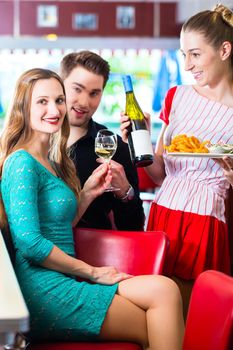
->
[155, 85, 233, 222]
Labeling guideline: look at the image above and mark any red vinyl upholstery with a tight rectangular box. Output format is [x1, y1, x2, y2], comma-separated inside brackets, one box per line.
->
[74, 228, 169, 276]
[136, 168, 158, 229]
[30, 342, 141, 350]
[29, 229, 169, 350]
[183, 270, 233, 350]
[137, 167, 157, 192]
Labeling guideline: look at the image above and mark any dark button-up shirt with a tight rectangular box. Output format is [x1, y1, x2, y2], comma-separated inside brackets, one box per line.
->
[69, 119, 145, 230]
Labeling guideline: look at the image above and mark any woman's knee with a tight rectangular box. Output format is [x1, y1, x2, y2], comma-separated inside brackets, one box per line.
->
[144, 275, 182, 309]
[154, 276, 183, 306]
[118, 275, 182, 311]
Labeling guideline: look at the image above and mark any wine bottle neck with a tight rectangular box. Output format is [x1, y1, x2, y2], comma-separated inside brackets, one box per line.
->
[122, 75, 134, 93]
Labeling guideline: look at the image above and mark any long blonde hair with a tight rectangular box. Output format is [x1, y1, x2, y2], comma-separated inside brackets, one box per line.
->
[0, 68, 80, 228]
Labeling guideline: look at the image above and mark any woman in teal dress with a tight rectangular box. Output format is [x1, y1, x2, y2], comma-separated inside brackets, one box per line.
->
[0, 68, 184, 349]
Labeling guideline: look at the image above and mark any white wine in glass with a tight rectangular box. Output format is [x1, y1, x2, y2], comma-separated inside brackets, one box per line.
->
[95, 129, 119, 192]
[95, 144, 117, 161]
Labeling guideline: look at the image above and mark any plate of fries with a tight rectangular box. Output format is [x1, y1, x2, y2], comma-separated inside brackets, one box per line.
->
[165, 135, 233, 157]
[167, 152, 233, 158]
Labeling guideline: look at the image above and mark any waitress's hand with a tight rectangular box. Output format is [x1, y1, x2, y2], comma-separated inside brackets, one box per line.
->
[120, 113, 131, 143]
[120, 112, 151, 143]
[214, 156, 233, 186]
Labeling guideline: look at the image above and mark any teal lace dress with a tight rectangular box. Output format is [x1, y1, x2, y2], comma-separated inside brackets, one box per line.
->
[1, 150, 118, 341]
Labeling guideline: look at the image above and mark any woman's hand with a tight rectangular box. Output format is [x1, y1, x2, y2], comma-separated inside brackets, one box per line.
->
[73, 163, 112, 225]
[213, 156, 233, 185]
[82, 162, 112, 201]
[214, 156, 233, 186]
[91, 266, 133, 285]
[120, 112, 151, 143]
[41, 246, 132, 285]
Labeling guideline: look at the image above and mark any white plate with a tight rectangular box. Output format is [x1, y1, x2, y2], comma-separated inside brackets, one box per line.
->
[167, 152, 233, 158]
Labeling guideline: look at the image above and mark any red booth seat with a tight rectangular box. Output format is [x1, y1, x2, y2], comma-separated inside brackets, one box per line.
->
[28, 229, 169, 350]
[137, 168, 157, 192]
[183, 270, 233, 350]
[30, 342, 141, 350]
[73, 228, 169, 276]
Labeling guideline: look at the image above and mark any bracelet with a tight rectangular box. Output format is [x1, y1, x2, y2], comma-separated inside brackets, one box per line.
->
[119, 188, 131, 201]
[118, 185, 135, 202]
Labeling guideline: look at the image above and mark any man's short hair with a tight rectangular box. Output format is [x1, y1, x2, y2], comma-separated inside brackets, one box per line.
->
[60, 50, 110, 88]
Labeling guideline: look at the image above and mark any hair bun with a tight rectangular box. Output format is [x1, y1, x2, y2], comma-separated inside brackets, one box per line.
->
[214, 3, 233, 27]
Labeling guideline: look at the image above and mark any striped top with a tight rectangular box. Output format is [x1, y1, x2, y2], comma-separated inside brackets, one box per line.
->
[155, 85, 233, 223]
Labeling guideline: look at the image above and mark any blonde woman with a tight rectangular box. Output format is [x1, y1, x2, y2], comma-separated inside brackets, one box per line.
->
[121, 3, 233, 280]
[121, 3, 233, 317]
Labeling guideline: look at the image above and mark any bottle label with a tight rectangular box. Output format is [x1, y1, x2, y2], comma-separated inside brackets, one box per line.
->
[131, 130, 153, 157]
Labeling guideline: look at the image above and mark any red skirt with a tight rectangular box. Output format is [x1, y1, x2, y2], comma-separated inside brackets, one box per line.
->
[147, 203, 231, 280]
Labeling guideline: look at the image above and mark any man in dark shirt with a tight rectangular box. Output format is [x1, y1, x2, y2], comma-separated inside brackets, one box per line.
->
[60, 50, 144, 230]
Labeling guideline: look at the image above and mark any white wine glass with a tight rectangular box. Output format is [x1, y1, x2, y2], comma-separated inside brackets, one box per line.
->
[95, 129, 120, 192]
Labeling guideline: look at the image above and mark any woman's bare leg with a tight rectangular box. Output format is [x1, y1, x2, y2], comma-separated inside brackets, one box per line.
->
[99, 293, 148, 348]
[99, 275, 184, 350]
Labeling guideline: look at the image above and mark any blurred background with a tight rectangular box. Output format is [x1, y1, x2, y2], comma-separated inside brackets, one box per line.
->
[0, 0, 232, 140]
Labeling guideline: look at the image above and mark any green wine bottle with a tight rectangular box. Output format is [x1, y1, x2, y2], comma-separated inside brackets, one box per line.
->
[122, 75, 153, 167]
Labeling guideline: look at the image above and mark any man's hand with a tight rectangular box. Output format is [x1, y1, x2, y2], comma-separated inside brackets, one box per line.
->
[96, 158, 132, 199]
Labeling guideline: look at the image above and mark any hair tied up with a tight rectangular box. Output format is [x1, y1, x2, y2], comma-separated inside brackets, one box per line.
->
[214, 3, 233, 27]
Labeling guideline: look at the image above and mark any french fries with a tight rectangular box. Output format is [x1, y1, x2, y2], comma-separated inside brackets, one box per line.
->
[164, 134, 209, 153]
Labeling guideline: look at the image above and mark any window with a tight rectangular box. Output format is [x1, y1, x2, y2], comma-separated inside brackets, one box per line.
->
[37, 5, 58, 28]
[73, 13, 98, 30]
[116, 6, 135, 29]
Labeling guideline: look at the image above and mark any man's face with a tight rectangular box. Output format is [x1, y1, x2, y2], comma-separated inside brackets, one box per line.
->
[63, 66, 104, 129]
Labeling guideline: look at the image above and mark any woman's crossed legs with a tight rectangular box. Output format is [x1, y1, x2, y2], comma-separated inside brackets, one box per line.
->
[99, 275, 184, 350]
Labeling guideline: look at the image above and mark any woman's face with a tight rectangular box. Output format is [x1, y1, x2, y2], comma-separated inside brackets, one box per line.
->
[30, 78, 66, 135]
[180, 30, 226, 88]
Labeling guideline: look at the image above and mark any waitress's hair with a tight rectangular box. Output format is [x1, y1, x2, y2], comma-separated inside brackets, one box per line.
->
[0, 68, 80, 228]
[182, 3, 233, 76]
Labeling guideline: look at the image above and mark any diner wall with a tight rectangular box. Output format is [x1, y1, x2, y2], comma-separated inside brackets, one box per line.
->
[0, 1, 13, 35]
[0, 1, 181, 37]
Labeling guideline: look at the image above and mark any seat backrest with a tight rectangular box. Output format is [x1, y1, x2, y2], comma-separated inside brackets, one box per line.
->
[73, 228, 169, 275]
[225, 186, 233, 275]
[137, 168, 157, 192]
[183, 270, 233, 350]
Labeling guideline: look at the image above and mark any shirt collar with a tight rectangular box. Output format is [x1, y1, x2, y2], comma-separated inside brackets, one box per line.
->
[86, 119, 99, 139]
